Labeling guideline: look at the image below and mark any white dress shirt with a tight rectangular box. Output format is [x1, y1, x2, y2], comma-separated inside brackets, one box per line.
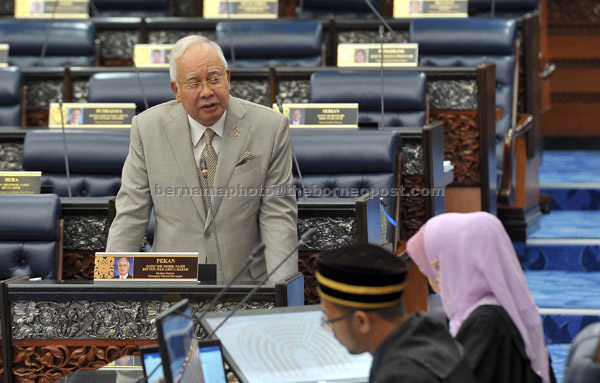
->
[188, 112, 227, 167]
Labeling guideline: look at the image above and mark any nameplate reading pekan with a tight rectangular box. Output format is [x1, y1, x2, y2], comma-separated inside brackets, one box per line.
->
[274, 103, 359, 129]
[203, 0, 277, 19]
[0, 172, 41, 194]
[394, 0, 467, 18]
[0, 45, 8, 67]
[134, 44, 172, 68]
[337, 43, 419, 67]
[94, 253, 199, 282]
[49, 103, 136, 129]
[14, 0, 90, 18]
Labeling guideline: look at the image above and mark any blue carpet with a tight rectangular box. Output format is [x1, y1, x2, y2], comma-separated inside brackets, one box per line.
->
[525, 271, 600, 309]
[515, 242, 600, 272]
[541, 313, 600, 344]
[541, 188, 600, 211]
[541, 151, 600, 185]
[548, 344, 570, 383]
[528, 211, 600, 240]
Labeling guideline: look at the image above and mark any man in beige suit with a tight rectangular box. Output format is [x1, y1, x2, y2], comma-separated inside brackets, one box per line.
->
[106, 35, 298, 282]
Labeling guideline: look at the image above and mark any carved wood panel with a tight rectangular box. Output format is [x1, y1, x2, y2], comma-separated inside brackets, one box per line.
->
[298, 251, 319, 305]
[26, 111, 49, 128]
[431, 110, 481, 186]
[62, 250, 96, 280]
[547, 0, 600, 24]
[400, 175, 426, 241]
[11, 343, 138, 383]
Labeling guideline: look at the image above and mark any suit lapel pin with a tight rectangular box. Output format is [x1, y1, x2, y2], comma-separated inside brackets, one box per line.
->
[234, 127, 240, 137]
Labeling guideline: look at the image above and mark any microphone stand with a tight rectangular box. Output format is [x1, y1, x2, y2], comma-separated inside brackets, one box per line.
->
[200, 158, 225, 284]
[206, 228, 317, 338]
[128, 35, 150, 111]
[226, 0, 236, 65]
[275, 95, 308, 201]
[379, 25, 385, 131]
[363, 0, 398, 40]
[39, 0, 60, 67]
[57, 94, 72, 199]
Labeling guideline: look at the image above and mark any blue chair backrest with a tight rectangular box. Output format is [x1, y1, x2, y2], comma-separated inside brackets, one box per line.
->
[0, 67, 22, 126]
[290, 129, 402, 197]
[565, 322, 600, 383]
[87, 72, 174, 113]
[0, 20, 95, 67]
[216, 21, 323, 68]
[0, 194, 61, 280]
[310, 71, 427, 128]
[410, 18, 517, 173]
[297, 0, 382, 18]
[92, 0, 169, 16]
[22, 130, 130, 197]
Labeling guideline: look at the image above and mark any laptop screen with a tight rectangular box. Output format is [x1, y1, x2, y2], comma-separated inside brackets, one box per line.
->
[140, 346, 164, 383]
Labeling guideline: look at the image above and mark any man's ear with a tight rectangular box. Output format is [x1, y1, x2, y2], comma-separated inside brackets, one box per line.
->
[354, 310, 372, 335]
[170, 81, 181, 102]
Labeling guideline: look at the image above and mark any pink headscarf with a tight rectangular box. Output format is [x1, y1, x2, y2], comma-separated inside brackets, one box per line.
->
[406, 212, 549, 383]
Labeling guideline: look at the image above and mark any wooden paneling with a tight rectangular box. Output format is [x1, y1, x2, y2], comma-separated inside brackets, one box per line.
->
[543, 103, 600, 136]
[445, 187, 482, 213]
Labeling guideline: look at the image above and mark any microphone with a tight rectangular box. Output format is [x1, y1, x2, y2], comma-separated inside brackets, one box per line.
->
[491, 0, 496, 17]
[194, 241, 265, 325]
[276, 95, 307, 201]
[57, 93, 73, 199]
[363, 0, 398, 40]
[296, 0, 304, 17]
[127, 35, 150, 111]
[199, 158, 225, 284]
[206, 228, 317, 338]
[88, 0, 100, 17]
[38, 1, 60, 67]
[379, 25, 385, 131]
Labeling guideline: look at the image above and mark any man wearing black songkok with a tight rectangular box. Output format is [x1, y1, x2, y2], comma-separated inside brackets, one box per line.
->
[316, 244, 476, 383]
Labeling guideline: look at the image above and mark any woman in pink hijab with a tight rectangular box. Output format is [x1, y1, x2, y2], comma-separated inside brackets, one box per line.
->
[406, 212, 555, 383]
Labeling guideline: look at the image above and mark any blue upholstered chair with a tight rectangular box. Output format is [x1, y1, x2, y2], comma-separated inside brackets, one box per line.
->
[410, 18, 531, 203]
[0, 67, 24, 126]
[291, 129, 403, 245]
[22, 130, 130, 197]
[91, 0, 170, 17]
[0, 20, 96, 67]
[0, 194, 62, 280]
[309, 71, 427, 128]
[216, 22, 324, 68]
[564, 322, 600, 383]
[87, 72, 174, 114]
[296, 0, 383, 18]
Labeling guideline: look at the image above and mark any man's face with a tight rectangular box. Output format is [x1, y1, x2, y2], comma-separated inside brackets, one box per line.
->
[69, 109, 81, 124]
[170, 43, 231, 126]
[118, 259, 130, 276]
[153, 51, 163, 63]
[321, 299, 366, 354]
[292, 109, 301, 122]
[410, 1, 420, 12]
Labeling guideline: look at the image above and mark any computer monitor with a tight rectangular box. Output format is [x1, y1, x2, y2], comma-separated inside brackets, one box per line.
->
[155, 299, 228, 383]
[140, 345, 164, 383]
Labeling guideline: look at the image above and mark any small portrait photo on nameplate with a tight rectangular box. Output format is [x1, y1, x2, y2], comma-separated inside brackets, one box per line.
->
[14, 0, 90, 18]
[0, 45, 8, 67]
[276, 103, 359, 128]
[337, 43, 419, 67]
[134, 44, 172, 68]
[394, 0, 467, 18]
[0, 171, 41, 194]
[48, 103, 136, 129]
[203, 0, 278, 19]
[94, 253, 199, 282]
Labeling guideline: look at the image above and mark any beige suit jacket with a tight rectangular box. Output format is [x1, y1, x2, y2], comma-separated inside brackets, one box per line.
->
[106, 97, 298, 282]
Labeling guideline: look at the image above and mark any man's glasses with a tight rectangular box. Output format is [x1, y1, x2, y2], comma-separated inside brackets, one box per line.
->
[320, 312, 354, 331]
[178, 75, 227, 92]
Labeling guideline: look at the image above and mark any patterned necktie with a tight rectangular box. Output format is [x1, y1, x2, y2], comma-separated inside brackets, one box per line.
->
[200, 129, 218, 212]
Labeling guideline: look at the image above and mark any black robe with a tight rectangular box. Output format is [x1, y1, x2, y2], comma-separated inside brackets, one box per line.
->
[455, 305, 556, 383]
[369, 313, 476, 383]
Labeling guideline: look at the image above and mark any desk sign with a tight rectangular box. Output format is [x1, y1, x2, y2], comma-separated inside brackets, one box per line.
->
[94, 253, 199, 282]
[0, 45, 8, 67]
[134, 44, 172, 68]
[337, 43, 418, 67]
[14, 0, 90, 18]
[0, 172, 41, 194]
[275, 103, 359, 128]
[203, 0, 278, 19]
[49, 103, 136, 128]
[393, 0, 467, 18]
